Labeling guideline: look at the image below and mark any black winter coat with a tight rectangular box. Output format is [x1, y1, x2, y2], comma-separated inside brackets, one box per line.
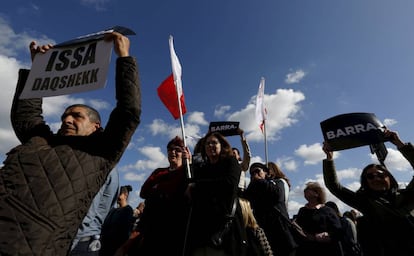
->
[0, 57, 141, 256]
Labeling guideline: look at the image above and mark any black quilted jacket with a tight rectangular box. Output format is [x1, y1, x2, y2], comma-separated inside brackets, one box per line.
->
[0, 57, 141, 256]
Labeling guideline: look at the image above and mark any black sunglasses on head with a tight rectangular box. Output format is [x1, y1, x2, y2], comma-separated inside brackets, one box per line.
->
[366, 171, 387, 180]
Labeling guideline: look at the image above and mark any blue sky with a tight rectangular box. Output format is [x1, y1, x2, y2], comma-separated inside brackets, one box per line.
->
[1, 0, 414, 217]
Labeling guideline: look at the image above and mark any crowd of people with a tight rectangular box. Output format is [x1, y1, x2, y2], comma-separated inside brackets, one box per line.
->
[0, 31, 413, 256]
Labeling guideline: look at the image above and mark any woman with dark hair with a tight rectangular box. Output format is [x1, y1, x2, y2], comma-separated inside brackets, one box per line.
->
[245, 162, 298, 256]
[323, 129, 414, 256]
[187, 132, 247, 256]
[267, 162, 291, 207]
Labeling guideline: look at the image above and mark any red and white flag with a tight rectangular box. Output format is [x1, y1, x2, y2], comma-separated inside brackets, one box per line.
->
[157, 36, 187, 119]
[255, 77, 267, 132]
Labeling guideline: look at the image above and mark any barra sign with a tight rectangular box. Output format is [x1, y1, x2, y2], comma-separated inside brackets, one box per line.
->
[320, 112, 387, 151]
[209, 121, 240, 136]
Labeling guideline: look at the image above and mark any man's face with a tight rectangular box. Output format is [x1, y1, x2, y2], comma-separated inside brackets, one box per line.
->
[59, 106, 100, 136]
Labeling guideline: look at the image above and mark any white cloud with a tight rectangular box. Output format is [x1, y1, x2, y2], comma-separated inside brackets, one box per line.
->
[148, 119, 171, 136]
[294, 143, 326, 165]
[214, 105, 231, 118]
[336, 167, 360, 180]
[89, 98, 111, 111]
[148, 117, 205, 145]
[0, 17, 54, 58]
[123, 172, 147, 182]
[383, 118, 397, 127]
[0, 128, 19, 155]
[187, 111, 208, 126]
[285, 69, 306, 84]
[81, 0, 110, 11]
[370, 147, 411, 172]
[43, 96, 85, 117]
[0, 18, 56, 160]
[227, 88, 305, 142]
[276, 157, 298, 172]
[121, 146, 167, 172]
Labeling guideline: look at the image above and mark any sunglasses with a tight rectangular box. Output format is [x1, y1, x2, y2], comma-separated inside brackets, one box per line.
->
[366, 171, 387, 180]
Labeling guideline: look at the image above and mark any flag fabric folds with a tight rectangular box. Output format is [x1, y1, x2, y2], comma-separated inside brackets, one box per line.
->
[157, 74, 186, 119]
[157, 36, 187, 119]
[255, 77, 267, 132]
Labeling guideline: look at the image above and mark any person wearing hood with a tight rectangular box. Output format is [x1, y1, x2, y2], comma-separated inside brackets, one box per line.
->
[323, 129, 414, 256]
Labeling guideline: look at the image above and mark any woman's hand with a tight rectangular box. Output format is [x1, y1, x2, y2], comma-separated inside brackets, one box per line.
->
[384, 129, 405, 149]
[322, 141, 334, 160]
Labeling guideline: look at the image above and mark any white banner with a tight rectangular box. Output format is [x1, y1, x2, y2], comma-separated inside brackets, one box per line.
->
[20, 39, 112, 99]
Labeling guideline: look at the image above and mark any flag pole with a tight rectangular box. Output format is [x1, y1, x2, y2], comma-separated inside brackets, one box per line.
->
[256, 77, 268, 167]
[169, 35, 192, 180]
[263, 120, 269, 167]
[176, 90, 191, 180]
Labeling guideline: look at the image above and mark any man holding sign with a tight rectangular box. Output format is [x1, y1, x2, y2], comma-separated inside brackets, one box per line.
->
[0, 32, 141, 255]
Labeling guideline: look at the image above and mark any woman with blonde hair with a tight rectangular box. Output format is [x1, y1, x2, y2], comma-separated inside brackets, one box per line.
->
[239, 198, 273, 256]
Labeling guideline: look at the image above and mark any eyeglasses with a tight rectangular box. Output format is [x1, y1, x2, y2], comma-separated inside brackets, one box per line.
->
[366, 171, 388, 180]
[168, 146, 183, 153]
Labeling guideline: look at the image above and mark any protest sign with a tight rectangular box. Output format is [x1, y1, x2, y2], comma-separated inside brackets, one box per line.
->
[20, 26, 135, 99]
[320, 112, 387, 151]
[209, 121, 240, 136]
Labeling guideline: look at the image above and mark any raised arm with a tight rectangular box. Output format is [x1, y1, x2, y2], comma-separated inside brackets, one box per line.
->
[99, 32, 141, 162]
[322, 141, 361, 209]
[238, 128, 251, 172]
[10, 42, 54, 143]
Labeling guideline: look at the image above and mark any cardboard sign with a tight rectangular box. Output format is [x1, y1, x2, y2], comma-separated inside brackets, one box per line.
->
[54, 26, 135, 48]
[20, 26, 135, 99]
[209, 121, 240, 136]
[320, 112, 387, 151]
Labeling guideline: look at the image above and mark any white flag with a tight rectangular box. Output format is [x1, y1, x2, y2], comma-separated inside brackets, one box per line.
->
[169, 35, 183, 98]
[255, 77, 267, 131]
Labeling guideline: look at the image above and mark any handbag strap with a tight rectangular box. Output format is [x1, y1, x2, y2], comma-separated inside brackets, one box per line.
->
[229, 197, 238, 217]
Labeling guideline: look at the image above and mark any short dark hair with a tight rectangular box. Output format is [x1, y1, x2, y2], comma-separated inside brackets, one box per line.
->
[64, 104, 101, 124]
[167, 136, 185, 150]
[120, 185, 133, 195]
[232, 147, 241, 161]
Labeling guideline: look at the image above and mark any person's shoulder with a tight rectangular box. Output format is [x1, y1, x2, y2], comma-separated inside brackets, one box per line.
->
[151, 167, 169, 175]
[219, 155, 239, 166]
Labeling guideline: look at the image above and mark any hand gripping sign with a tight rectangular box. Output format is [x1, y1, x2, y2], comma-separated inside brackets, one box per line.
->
[320, 112, 388, 151]
[20, 26, 135, 99]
